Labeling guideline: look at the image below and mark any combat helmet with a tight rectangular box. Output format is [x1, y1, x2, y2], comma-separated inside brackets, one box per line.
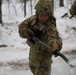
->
[35, 0, 53, 16]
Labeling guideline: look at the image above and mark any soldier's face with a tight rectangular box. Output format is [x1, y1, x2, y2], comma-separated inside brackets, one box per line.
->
[38, 14, 49, 23]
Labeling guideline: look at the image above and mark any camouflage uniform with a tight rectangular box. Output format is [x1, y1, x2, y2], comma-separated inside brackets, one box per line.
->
[35, 0, 54, 16]
[19, 0, 62, 75]
[69, 0, 76, 16]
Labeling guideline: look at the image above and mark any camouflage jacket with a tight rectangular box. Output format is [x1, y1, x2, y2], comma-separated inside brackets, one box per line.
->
[70, 1, 76, 16]
[19, 15, 62, 52]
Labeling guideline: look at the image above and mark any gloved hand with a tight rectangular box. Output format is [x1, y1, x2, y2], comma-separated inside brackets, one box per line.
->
[47, 48, 58, 57]
[51, 40, 61, 57]
[27, 29, 36, 44]
[27, 29, 34, 38]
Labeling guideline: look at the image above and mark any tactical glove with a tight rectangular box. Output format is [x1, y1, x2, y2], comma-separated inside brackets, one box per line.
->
[27, 29, 36, 44]
[51, 39, 62, 57]
[52, 41, 60, 52]
[27, 29, 35, 38]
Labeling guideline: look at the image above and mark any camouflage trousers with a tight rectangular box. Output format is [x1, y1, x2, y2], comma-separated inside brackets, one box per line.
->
[29, 60, 52, 75]
[29, 47, 53, 75]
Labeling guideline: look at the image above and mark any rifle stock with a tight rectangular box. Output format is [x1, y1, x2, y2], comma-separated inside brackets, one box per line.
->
[69, 14, 76, 19]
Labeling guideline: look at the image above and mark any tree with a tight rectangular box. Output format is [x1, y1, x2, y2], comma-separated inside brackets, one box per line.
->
[0, 0, 2, 25]
[30, 0, 33, 15]
[24, 0, 26, 17]
[51, 0, 54, 15]
[59, 0, 64, 7]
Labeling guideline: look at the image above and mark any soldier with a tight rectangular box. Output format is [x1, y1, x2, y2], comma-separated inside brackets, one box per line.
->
[69, 0, 76, 17]
[18, 0, 62, 75]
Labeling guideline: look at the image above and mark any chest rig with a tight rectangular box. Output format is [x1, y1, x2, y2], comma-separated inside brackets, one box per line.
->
[28, 15, 56, 40]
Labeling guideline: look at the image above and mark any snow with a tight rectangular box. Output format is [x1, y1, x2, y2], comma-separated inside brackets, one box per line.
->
[0, 0, 76, 75]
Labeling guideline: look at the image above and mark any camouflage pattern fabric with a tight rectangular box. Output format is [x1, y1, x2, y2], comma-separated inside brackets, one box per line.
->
[69, 1, 76, 16]
[19, 1, 62, 75]
[35, 0, 54, 16]
[19, 15, 62, 75]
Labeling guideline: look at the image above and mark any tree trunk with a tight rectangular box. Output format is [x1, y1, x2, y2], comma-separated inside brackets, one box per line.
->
[59, 0, 64, 7]
[30, 0, 33, 15]
[24, 0, 26, 17]
[51, 0, 54, 15]
[0, 0, 2, 25]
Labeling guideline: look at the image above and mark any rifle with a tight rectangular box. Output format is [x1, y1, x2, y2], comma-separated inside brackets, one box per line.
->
[69, 14, 76, 19]
[27, 30, 69, 64]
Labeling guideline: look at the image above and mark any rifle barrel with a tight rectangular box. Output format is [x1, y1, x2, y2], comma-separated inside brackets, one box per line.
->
[32, 36, 69, 63]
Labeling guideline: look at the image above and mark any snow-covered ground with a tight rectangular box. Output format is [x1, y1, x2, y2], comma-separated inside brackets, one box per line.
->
[0, 46, 76, 75]
[0, 1, 76, 75]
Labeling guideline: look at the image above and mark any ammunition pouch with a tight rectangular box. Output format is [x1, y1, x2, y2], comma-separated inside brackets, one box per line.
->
[32, 29, 43, 39]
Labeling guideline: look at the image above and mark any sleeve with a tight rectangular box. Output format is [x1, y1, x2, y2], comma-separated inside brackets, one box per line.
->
[47, 23, 63, 52]
[18, 17, 34, 39]
[69, 1, 76, 16]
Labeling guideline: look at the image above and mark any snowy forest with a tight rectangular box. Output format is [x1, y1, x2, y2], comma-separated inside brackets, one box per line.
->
[0, 0, 75, 24]
[0, 0, 76, 75]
